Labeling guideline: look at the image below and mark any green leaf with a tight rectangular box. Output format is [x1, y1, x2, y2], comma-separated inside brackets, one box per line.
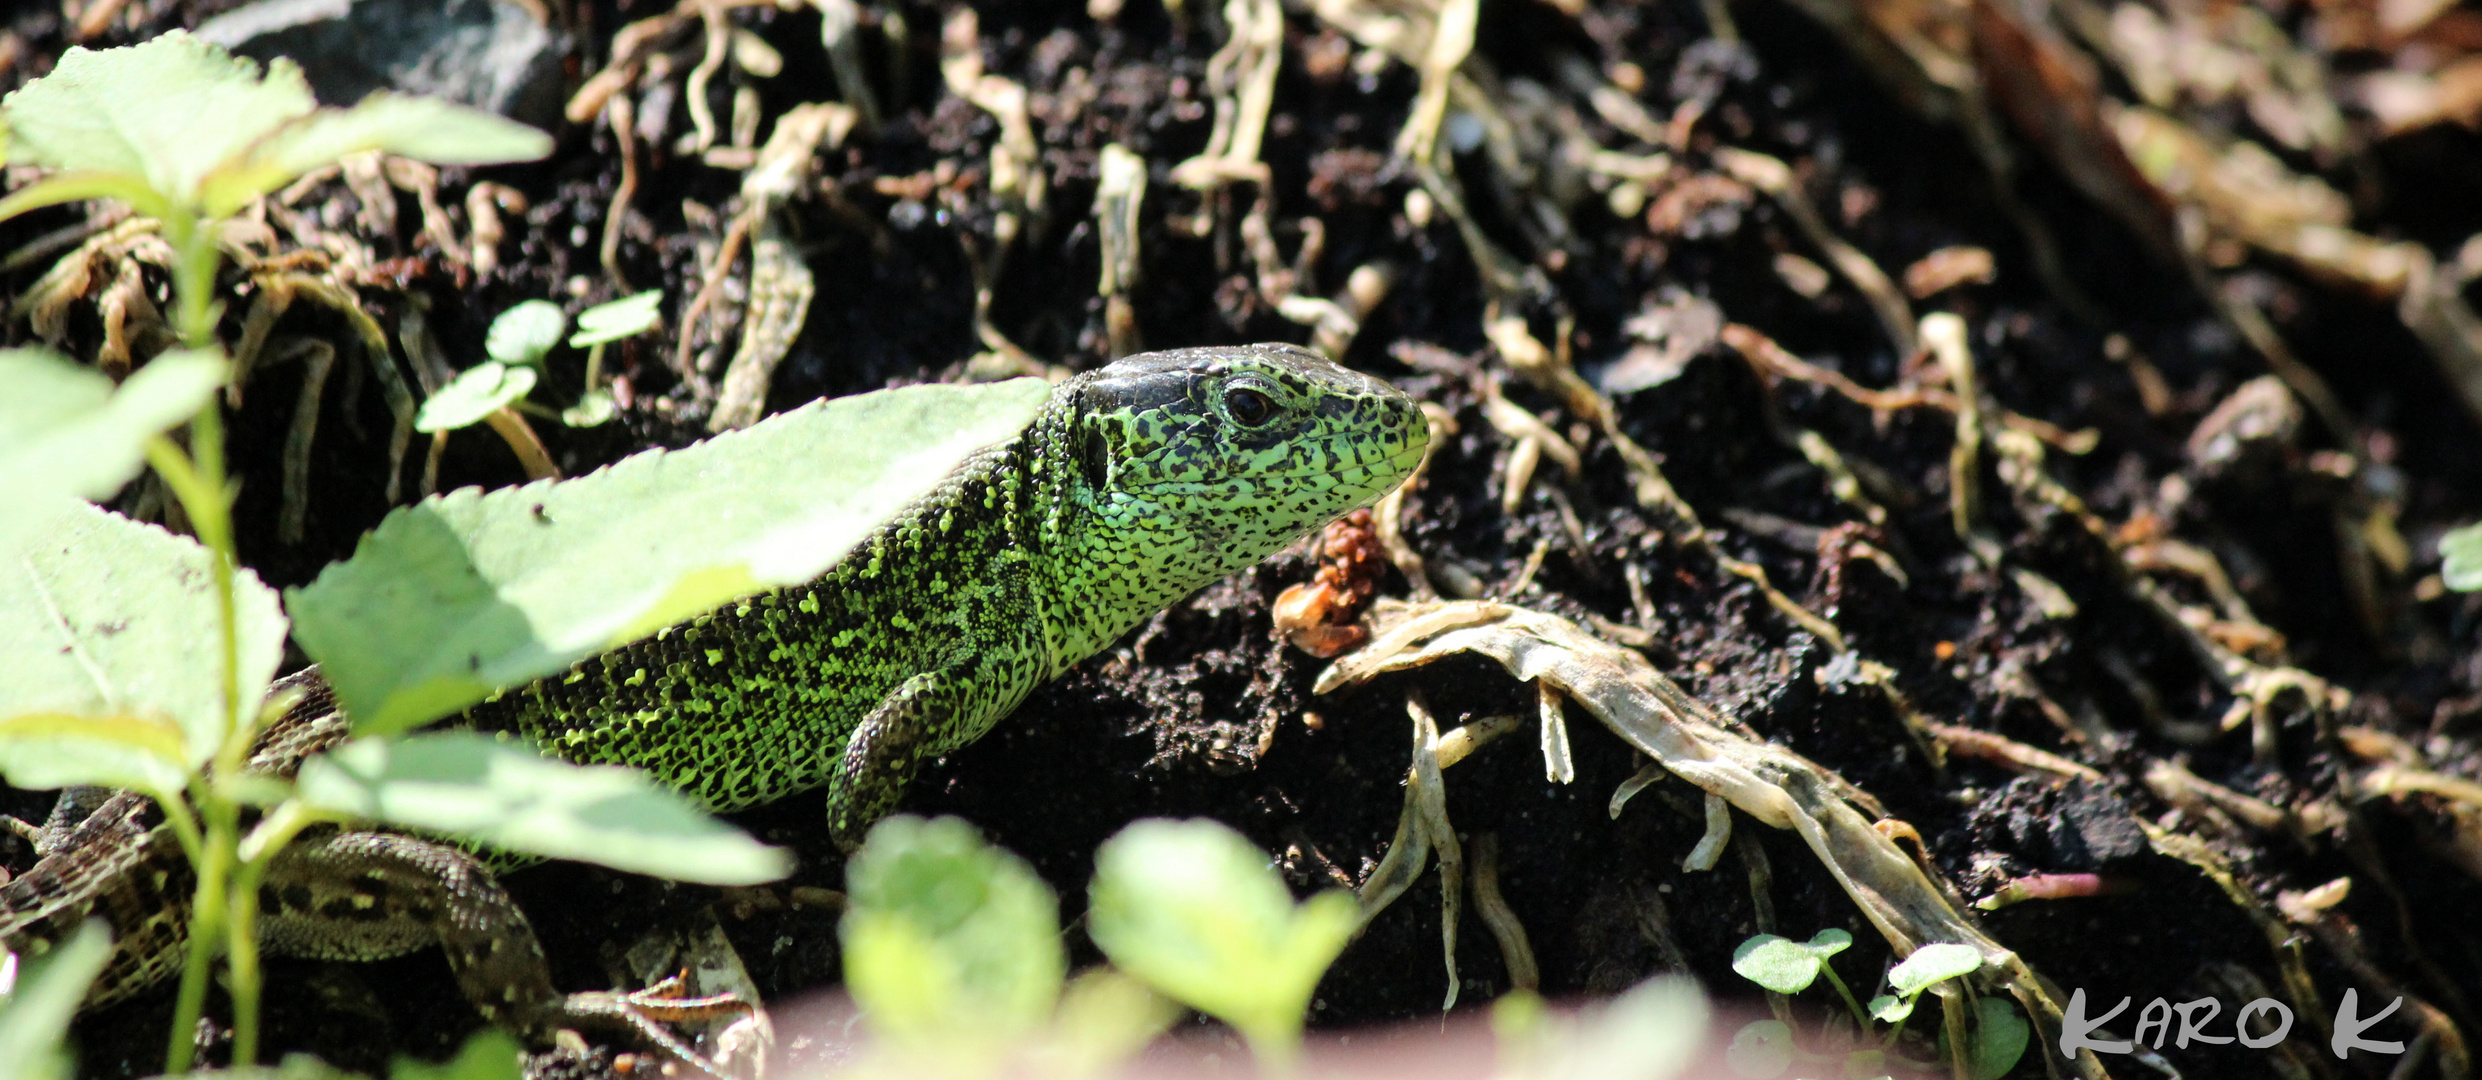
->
[1724, 1019, 1795, 1079]
[1041, 970, 1179, 1077]
[0, 713, 190, 800]
[288, 376, 1050, 734]
[485, 301, 567, 368]
[560, 391, 617, 428]
[292, 733, 791, 884]
[570, 290, 664, 348]
[0, 32, 314, 210]
[0, 348, 225, 549]
[1969, 997, 2030, 1080]
[1085, 818, 1357, 1064]
[0, 33, 548, 220]
[206, 93, 550, 215]
[1868, 992, 1913, 1024]
[0, 919, 111, 1080]
[0, 170, 170, 223]
[0, 498, 286, 773]
[1886, 943, 1982, 996]
[2443, 522, 2482, 592]
[413, 362, 536, 433]
[393, 1028, 522, 1080]
[840, 816, 1065, 1057]
[1729, 930, 1848, 995]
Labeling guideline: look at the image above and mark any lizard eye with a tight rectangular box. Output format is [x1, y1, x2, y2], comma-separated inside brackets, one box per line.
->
[1224, 386, 1276, 426]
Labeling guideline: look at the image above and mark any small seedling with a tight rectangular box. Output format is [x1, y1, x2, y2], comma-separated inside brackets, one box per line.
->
[565, 290, 663, 426]
[1725, 931, 2026, 1079]
[417, 300, 561, 433]
[838, 816, 1177, 1079]
[1085, 818, 1359, 1073]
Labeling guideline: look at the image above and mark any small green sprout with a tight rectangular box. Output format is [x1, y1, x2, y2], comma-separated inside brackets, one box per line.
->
[838, 816, 1176, 1079]
[563, 290, 663, 427]
[1085, 817, 1359, 1073]
[416, 300, 562, 432]
[1726, 932, 2025, 1080]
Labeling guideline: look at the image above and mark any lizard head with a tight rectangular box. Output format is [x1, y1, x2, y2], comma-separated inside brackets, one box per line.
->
[1062, 342, 1429, 564]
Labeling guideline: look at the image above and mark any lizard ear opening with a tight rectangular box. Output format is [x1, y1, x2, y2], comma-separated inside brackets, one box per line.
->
[1079, 420, 1114, 491]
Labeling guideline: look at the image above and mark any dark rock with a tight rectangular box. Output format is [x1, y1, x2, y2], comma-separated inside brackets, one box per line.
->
[196, 0, 567, 130]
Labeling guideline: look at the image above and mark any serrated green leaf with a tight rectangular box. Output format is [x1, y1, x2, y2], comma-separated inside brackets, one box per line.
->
[0, 919, 110, 1080]
[205, 93, 549, 215]
[0, 32, 314, 209]
[1086, 818, 1357, 1064]
[1724, 1019, 1795, 1079]
[1887, 943, 1982, 996]
[413, 362, 535, 433]
[570, 290, 663, 347]
[1969, 997, 2029, 1080]
[392, 1028, 521, 1080]
[0, 498, 285, 770]
[1730, 934, 1824, 995]
[292, 733, 790, 884]
[0, 348, 226, 549]
[484, 301, 567, 368]
[288, 377, 1049, 735]
[840, 816, 1064, 1059]
[2443, 523, 2482, 592]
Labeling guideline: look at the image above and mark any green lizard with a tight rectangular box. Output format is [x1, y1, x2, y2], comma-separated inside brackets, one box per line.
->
[4, 342, 1428, 1054]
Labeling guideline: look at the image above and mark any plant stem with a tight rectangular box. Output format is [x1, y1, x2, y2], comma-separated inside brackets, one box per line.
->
[1818, 964, 1872, 1032]
[227, 802, 320, 1067]
[164, 801, 237, 1073]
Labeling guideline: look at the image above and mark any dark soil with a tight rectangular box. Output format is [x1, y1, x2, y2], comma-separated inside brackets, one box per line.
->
[8, 0, 2482, 1078]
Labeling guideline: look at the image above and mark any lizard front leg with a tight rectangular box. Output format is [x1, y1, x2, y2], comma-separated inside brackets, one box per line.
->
[824, 624, 1046, 850]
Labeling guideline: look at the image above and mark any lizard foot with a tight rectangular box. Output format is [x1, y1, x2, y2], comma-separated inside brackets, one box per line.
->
[561, 972, 756, 1080]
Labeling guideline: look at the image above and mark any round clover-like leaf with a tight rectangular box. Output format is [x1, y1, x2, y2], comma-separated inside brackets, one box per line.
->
[485, 301, 567, 367]
[1970, 997, 2031, 1080]
[1887, 943, 1983, 996]
[1730, 931, 1846, 995]
[414, 362, 536, 433]
[1869, 992, 1914, 1024]
[570, 290, 663, 347]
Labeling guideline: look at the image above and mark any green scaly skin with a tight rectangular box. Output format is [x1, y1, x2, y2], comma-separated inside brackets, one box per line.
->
[2, 343, 1427, 1046]
[464, 342, 1428, 845]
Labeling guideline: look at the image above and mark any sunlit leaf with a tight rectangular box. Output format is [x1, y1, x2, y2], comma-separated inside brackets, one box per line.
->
[1729, 930, 1848, 996]
[0, 498, 285, 770]
[0, 348, 225, 548]
[570, 290, 663, 348]
[1886, 943, 1982, 996]
[289, 377, 1048, 734]
[293, 733, 790, 884]
[1086, 818, 1357, 1065]
[485, 301, 567, 368]
[412, 362, 535, 433]
[840, 816, 1064, 1059]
